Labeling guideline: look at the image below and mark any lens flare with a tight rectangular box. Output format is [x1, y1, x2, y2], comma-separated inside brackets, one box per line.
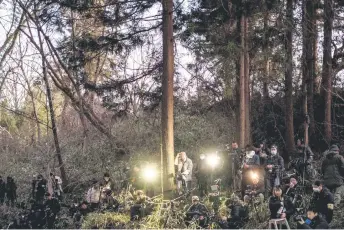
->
[142, 165, 157, 182]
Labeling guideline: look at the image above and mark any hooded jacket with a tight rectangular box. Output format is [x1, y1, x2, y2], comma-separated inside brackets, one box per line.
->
[321, 148, 344, 187]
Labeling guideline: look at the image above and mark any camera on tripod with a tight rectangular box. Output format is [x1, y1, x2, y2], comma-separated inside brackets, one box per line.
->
[268, 165, 279, 173]
[244, 185, 256, 196]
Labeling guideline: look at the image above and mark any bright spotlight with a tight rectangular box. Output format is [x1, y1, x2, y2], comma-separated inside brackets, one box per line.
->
[207, 154, 220, 168]
[142, 165, 157, 182]
[250, 171, 259, 185]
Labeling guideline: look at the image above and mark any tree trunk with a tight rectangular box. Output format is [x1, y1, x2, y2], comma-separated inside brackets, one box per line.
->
[322, 0, 333, 144]
[38, 31, 68, 186]
[262, 2, 269, 101]
[244, 16, 251, 146]
[285, 0, 295, 159]
[302, 0, 315, 144]
[161, 0, 175, 197]
[239, 14, 246, 148]
[304, 0, 316, 137]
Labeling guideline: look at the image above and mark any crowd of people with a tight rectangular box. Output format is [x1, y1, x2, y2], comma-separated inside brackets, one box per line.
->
[177, 140, 344, 229]
[2, 139, 344, 229]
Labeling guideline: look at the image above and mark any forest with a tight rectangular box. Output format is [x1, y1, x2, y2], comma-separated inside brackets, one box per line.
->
[1, 0, 344, 229]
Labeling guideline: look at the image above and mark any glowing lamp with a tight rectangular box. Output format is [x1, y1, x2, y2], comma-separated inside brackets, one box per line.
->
[207, 154, 220, 168]
[250, 171, 259, 185]
[142, 165, 157, 182]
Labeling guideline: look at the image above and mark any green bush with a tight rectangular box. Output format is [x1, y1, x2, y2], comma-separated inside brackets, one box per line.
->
[81, 212, 130, 229]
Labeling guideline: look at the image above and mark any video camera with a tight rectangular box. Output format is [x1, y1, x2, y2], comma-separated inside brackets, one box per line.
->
[245, 185, 256, 196]
[268, 165, 280, 174]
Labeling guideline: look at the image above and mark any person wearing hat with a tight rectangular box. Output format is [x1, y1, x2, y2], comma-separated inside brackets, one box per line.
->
[321, 144, 344, 207]
[185, 196, 209, 228]
[265, 145, 284, 196]
[220, 194, 249, 229]
[44, 192, 60, 228]
[86, 179, 101, 210]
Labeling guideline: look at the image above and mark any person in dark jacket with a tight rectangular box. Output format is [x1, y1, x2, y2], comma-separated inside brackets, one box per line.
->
[241, 150, 260, 198]
[298, 206, 329, 229]
[269, 186, 294, 220]
[265, 145, 284, 196]
[44, 192, 61, 229]
[310, 180, 334, 223]
[283, 178, 303, 209]
[130, 190, 152, 221]
[33, 175, 47, 204]
[219, 194, 248, 229]
[322, 144, 344, 207]
[6, 176, 17, 206]
[185, 196, 209, 228]
[28, 200, 45, 229]
[0, 176, 6, 204]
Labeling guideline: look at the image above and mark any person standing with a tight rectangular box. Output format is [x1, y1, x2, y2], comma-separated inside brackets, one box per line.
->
[50, 173, 63, 201]
[175, 152, 193, 195]
[33, 174, 47, 204]
[322, 144, 344, 207]
[265, 145, 284, 195]
[6, 176, 17, 206]
[227, 142, 242, 191]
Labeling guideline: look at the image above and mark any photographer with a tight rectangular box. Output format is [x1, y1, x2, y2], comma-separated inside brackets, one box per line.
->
[310, 180, 334, 223]
[219, 194, 248, 229]
[130, 190, 152, 221]
[73, 201, 92, 228]
[322, 144, 344, 207]
[185, 196, 209, 228]
[269, 187, 294, 220]
[265, 145, 284, 195]
[175, 152, 193, 195]
[297, 206, 329, 229]
[241, 150, 260, 198]
[33, 174, 47, 204]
